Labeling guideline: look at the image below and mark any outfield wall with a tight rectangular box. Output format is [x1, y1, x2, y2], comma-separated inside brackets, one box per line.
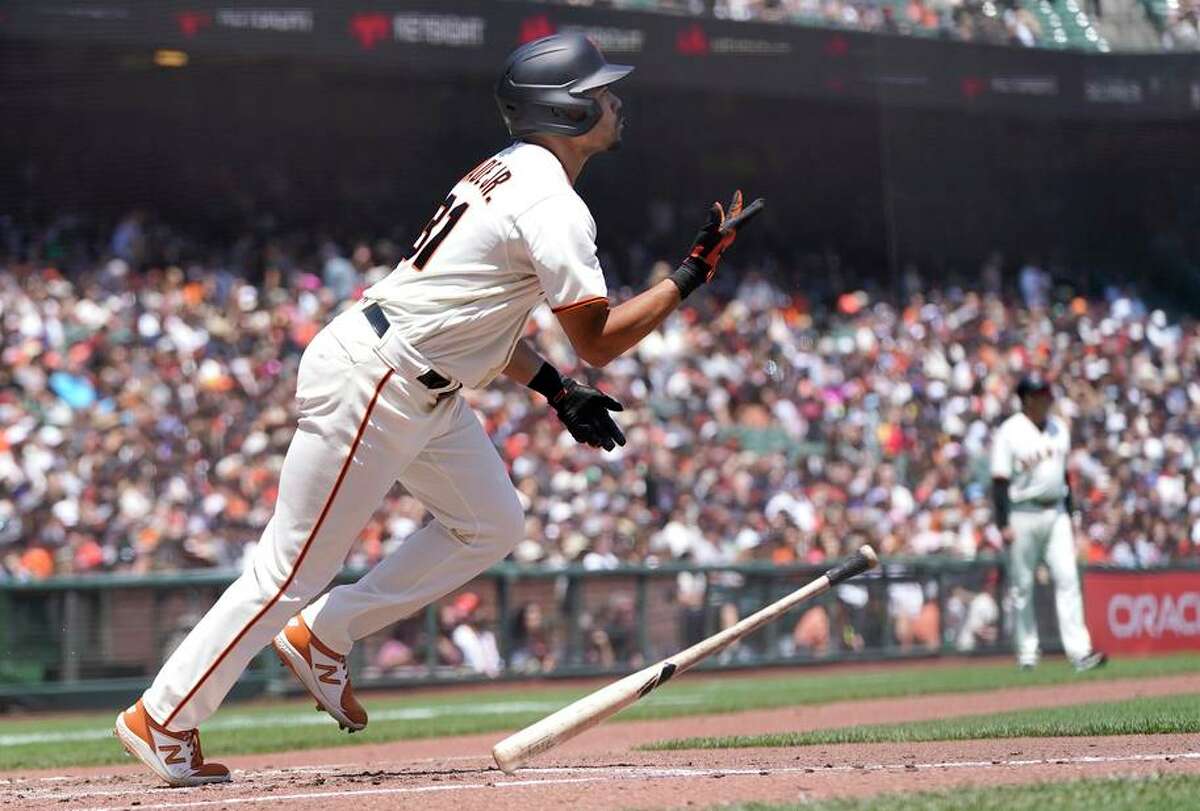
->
[2, 557, 1195, 711]
[1084, 569, 1200, 655]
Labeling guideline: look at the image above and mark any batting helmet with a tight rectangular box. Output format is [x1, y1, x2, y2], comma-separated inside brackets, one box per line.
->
[1015, 373, 1052, 400]
[495, 34, 633, 138]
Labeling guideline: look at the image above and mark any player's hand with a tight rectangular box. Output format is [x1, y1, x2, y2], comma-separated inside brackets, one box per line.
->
[551, 379, 626, 451]
[686, 190, 765, 281]
[669, 191, 765, 300]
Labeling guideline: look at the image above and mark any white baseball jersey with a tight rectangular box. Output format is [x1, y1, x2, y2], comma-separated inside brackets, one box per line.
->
[989, 412, 1070, 504]
[364, 141, 609, 388]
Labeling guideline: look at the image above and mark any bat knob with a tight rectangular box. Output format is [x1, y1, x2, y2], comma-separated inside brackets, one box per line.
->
[824, 545, 878, 585]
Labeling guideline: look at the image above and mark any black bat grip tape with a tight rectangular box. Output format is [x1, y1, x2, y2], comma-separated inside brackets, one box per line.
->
[824, 552, 872, 586]
[719, 198, 766, 234]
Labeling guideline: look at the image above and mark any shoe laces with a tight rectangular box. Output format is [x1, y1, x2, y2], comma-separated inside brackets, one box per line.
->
[186, 729, 203, 769]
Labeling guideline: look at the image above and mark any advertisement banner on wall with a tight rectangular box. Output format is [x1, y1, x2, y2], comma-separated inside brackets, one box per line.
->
[2, 0, 1199, 118]
[1084, 570, 1200, 655]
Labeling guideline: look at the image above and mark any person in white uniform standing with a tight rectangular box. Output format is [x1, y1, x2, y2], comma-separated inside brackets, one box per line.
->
[990, 373, 1107, 673]
[114, 33, 763, 786]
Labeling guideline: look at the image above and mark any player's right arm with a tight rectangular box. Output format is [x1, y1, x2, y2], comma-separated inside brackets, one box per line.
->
[554, 190, 762, 367]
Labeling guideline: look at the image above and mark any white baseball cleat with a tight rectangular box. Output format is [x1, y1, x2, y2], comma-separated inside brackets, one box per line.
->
[114, 699, 231, 787]
[1073, 650, 1108, 673]
[273, 614, 368, 732]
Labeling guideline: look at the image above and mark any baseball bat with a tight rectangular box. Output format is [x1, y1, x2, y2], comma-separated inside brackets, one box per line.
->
[719, 197, 765, 234]
[491, 544, 878, 774]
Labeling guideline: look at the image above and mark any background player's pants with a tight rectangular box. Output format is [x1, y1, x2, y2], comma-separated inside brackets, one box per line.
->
[142, 304, 523, 731]
[1007, 508, 1093, 666]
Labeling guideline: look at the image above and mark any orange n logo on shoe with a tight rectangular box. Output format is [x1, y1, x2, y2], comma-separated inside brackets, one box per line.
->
[315, 663, 341, 685]
[158, 743, 187, 765]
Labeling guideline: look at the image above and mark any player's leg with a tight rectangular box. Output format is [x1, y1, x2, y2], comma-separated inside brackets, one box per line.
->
[1043, 510, 1097, 665]
[1007, 511, 1044, 668]
[140, 327, 415, 734]
[301, 394, 523, 657]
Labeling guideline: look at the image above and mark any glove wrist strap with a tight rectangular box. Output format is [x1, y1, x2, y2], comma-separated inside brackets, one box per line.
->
[668, 257, 710, 300]
[528, 361, 566, 403]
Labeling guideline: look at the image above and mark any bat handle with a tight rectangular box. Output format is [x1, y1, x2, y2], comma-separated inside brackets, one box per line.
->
[824, 545, 879, 586]
[718, 197, 765, 235]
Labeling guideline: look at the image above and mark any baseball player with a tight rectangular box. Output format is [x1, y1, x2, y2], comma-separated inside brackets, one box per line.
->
[114, 33, 763, 786]
[990, 373, 1107, 673]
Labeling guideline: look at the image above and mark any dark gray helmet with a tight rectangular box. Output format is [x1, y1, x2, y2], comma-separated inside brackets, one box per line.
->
[495, 33, 633, 138]
[1016, 373, 1052, 399]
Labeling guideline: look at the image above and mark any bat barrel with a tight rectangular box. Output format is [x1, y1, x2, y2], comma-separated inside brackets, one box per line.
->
[491, 545, 878, 773]
[491, 664, 657, 773]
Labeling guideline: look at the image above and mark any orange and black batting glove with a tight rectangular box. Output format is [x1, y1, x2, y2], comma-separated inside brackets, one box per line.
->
[668, 190, 765, 300]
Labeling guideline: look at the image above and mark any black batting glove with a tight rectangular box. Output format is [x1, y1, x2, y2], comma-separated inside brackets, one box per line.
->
[552, 379, 626, 451]
[528, 363, 626, 451]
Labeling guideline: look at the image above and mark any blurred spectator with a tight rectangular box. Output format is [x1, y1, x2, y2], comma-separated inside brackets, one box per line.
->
[582, 594, 646, 669]
[945, 571, 1001, 652]
[449, 592, 502, 677]
[509, 601, 558, 673]
[1018, 256, 1051, 309]
[1162, 4, 1200, 50]
[535, 0, 1056, 46]
[320, 242, 358, 302]
[373, 624, 417, 672]
[792, 604, 831, 655]
[889, 579, 940, 650]
[435, 604, 465, 667]
[110, 211, 146, 266]
[601, 594, 645, 667]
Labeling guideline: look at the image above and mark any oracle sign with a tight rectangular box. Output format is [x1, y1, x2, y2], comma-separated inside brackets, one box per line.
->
[1084, 570, 1200, 654]
[1108, 592, 1200, 638]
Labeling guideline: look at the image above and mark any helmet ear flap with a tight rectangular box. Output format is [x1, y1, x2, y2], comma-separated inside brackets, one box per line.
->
[551, 104, 590, 125]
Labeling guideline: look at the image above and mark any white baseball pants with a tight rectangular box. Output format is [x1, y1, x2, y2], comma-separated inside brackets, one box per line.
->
[1007, 508, 1094, 666]
[142, 303, 523, 731]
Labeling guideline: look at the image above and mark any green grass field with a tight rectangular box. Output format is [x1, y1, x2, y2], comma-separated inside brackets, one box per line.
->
[717, 773, 1200, 811]
[644, 692, 1200, 750]
[0, 653, 1196, 771]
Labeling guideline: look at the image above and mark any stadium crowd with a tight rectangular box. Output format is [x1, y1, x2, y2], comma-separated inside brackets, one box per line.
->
[533, 0, 1067, 48]
[3, 214, 1199, 587]
[1160, 0, 1200, 49]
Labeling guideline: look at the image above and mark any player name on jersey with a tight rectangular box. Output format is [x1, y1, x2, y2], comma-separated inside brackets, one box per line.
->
[463, 157, 513, 203]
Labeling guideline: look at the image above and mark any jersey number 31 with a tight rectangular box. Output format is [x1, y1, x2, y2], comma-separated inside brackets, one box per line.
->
[408, 193, 469, 271]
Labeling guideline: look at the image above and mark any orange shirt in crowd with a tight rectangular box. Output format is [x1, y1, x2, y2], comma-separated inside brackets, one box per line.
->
[21, 546, 55, 579]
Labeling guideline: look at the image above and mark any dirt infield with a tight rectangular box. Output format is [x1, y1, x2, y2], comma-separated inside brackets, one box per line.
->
[3, 672, 1197, 810]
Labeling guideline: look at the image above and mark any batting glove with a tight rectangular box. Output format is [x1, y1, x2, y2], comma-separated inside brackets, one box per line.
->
[551, 378, 626, 451]
[529, 362, 626, 451]
[669, 190, 765, 299]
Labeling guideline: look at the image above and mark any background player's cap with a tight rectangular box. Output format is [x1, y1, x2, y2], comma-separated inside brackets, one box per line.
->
[1015, 373, 1052, 400]
[496, 33, 634, 138]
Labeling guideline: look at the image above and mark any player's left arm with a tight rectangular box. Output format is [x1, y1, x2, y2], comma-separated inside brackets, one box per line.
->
[502, 339, 626, 452]
[556, 191, 764, 367]
[553, 281, 681, 367]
